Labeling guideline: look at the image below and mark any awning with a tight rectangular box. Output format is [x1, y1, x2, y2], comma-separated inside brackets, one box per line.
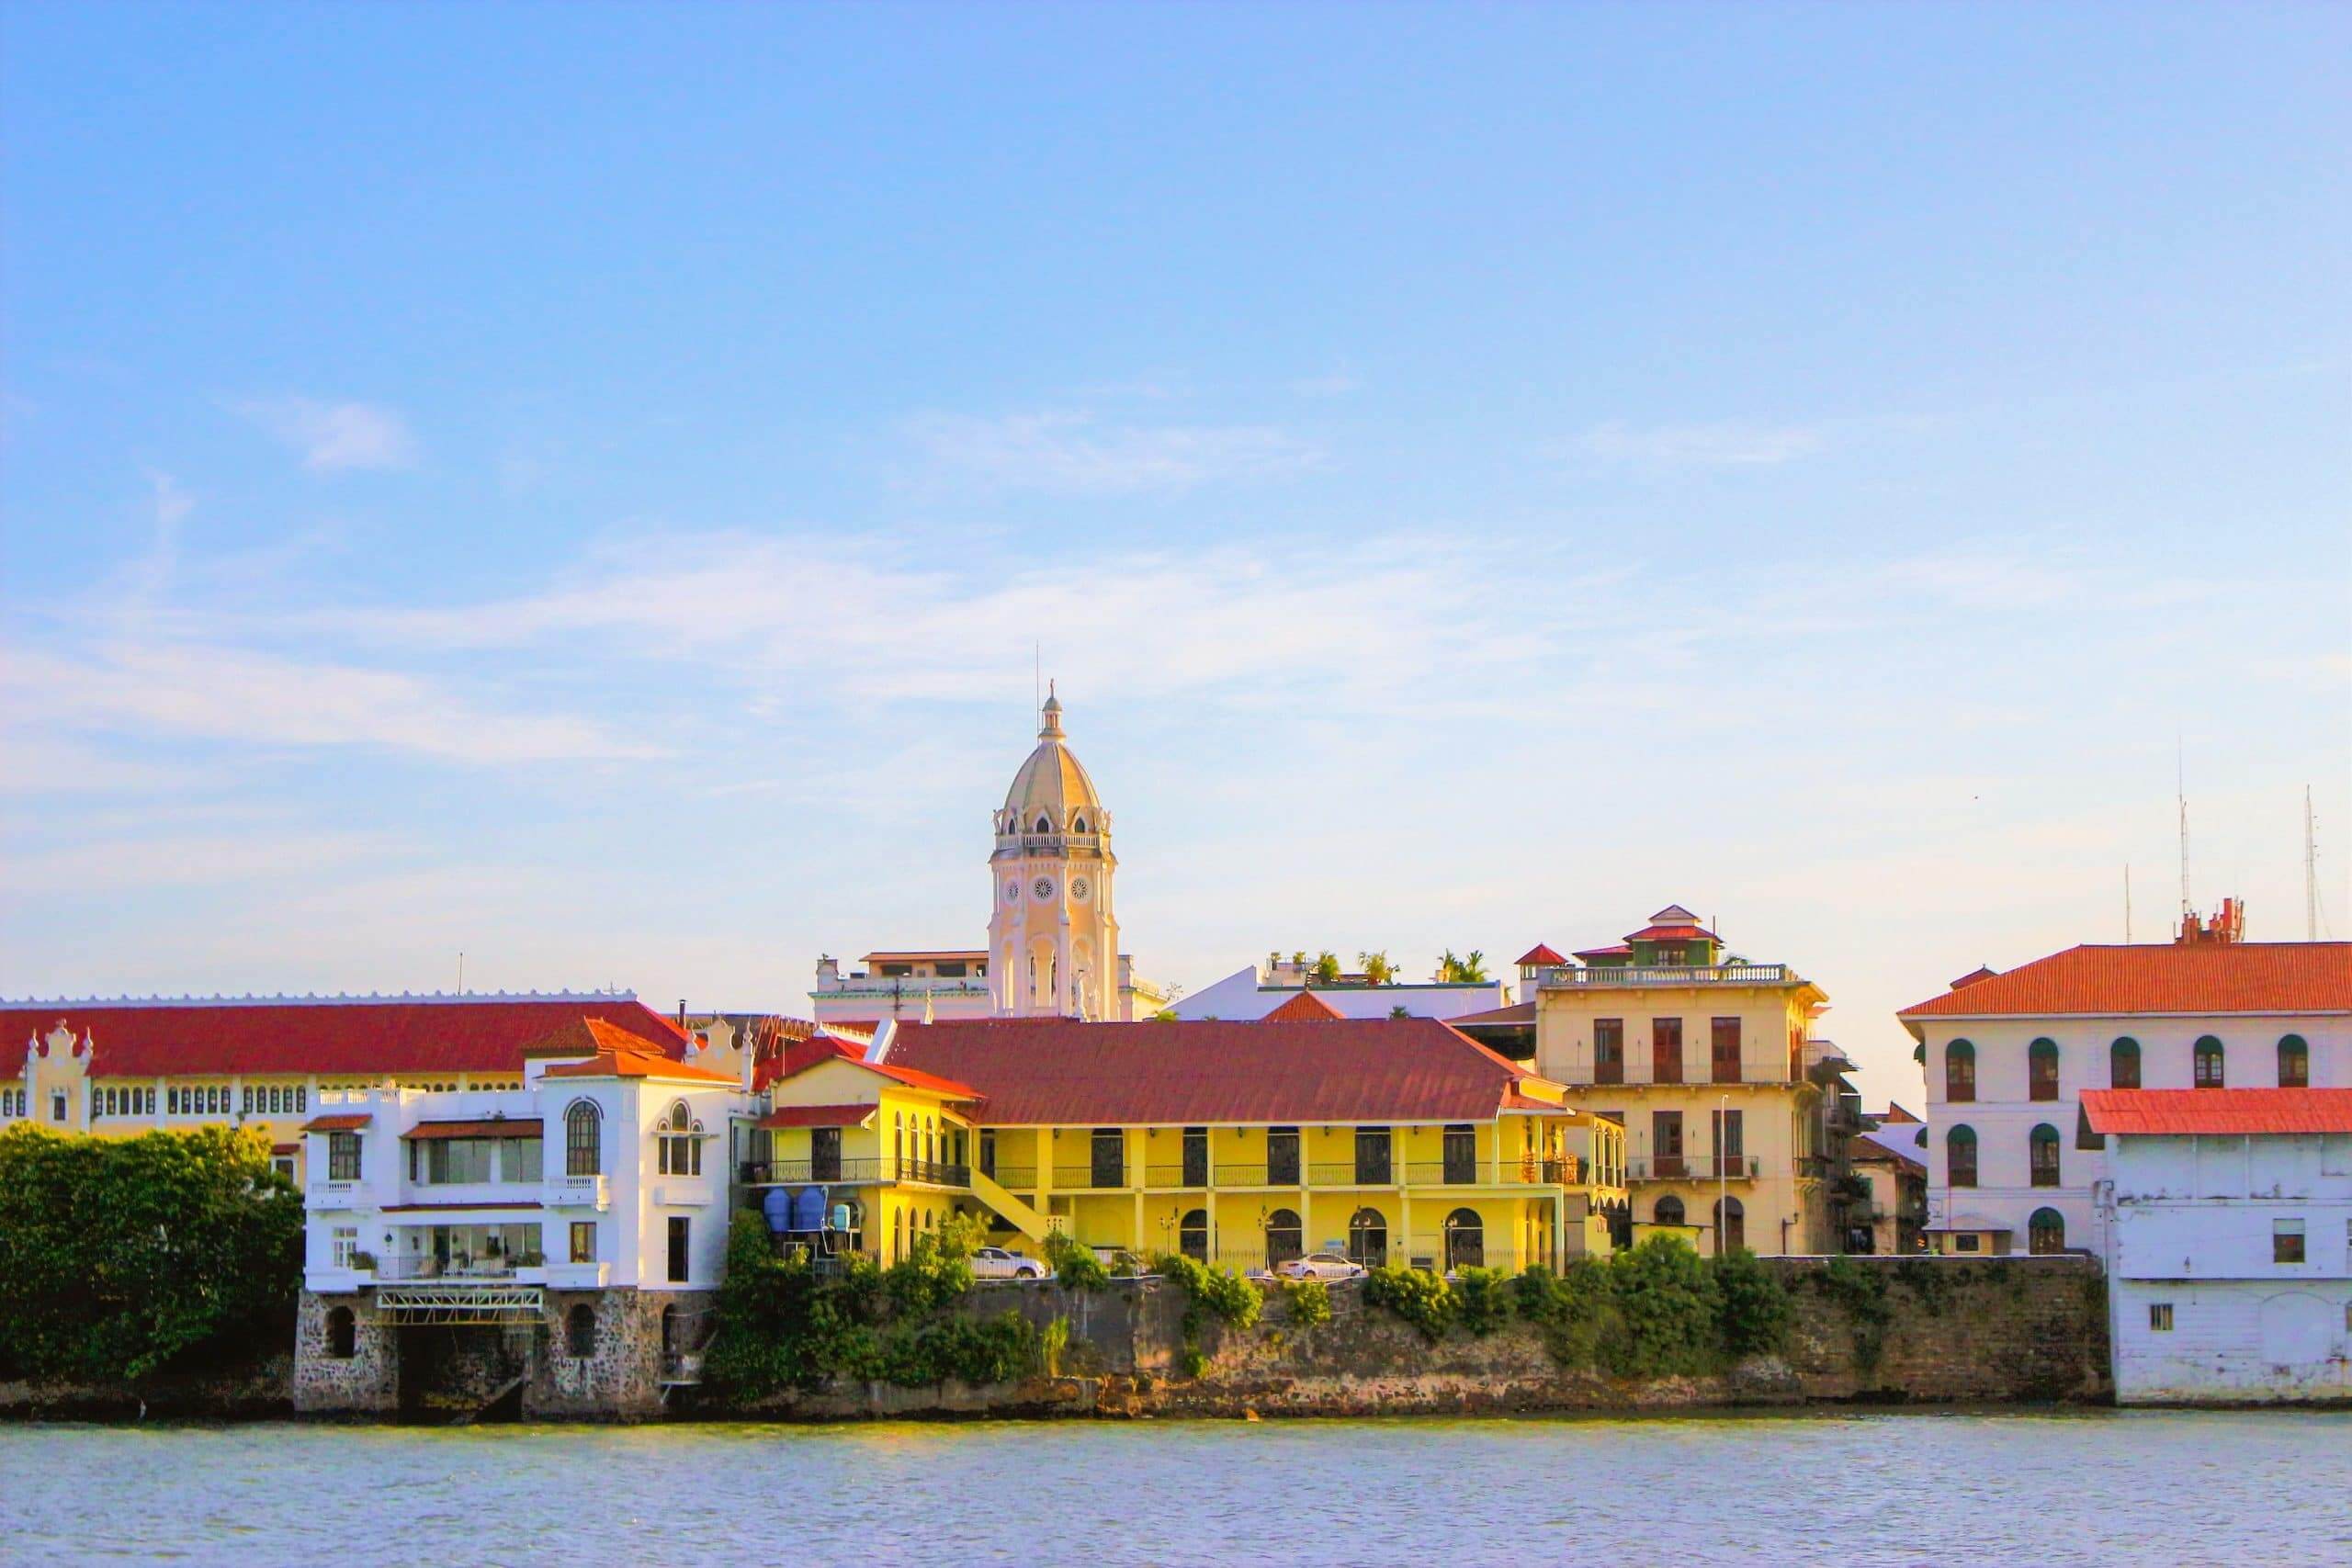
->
[758, 1104, 876, 1130]
[401, 1118, 545, 1141]
[271, 1142, 301, 1156]
[301, 1112, 371, 1133]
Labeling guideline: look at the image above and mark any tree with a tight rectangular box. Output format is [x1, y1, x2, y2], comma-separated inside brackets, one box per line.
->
[0, 1124, 303, 1382]
[1312, 951, 1342, 985]
[1437, 949, 1490, 984]
[1357, 951, 1397, 986]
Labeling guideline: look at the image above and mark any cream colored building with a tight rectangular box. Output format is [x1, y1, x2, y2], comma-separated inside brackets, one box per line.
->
[1528, 906, 1853, 1256]
[812, 686, 1166, 1024]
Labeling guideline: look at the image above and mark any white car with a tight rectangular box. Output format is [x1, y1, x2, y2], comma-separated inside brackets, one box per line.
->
[968, 1246, 1049, 1280]
[1275, 1252, 1366, 1281]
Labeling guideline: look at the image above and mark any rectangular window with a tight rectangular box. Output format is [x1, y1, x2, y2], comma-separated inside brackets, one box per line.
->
[1711, 1018, 1743, 1084]
[1353, 1126, 1394, 1186]
[810, 1126, 842, 1181]
[272, 1156, 296, 1180]
[424, 1139, 493, 1184]
[2149, 1303, 2174, 1332]
[1593, 1019, 1624, 1085]
[1442, 1124, 1477, 1184]
[1182, 1126, 1209, 1188]
[1713, 1108, 1745, 1176]
[975, 1128, 995, 1180]
[503, 1137, 543, 1184]
[51, 1091, 68, 1123]
[1267, 1126, 1300, 1186]
[332, 1226, 358, 1268]
[1091, 1128, 1125, 1189]
[667, 1216, 690, 1282]
[327, 1131, 362, 1181]
[1954, 1234, 1981, 1253]
[2031, 1136, 2062, 1187]
[1653, 1111, 1685, 1178]
[570, 1221, 597, 1264]
[2272, 1218, 2305, 1264]
[1652, 1018, 1683, 1083]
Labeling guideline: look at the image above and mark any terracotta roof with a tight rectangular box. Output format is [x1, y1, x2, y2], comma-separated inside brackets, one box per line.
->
[271, 1142, 300, 1156]
[2080, 1088, 2352, 1136]
[1625, 923, 1717, 944]
[1498, 1089, 1566, 1112]
[857, 1058, 983, 1099]
[757, 1103, 878, 1129]
[537, 1019, 738, 1083]
[1899, 943, 2352, 1021]
[1263, 989, 1347, 1021]
[873, 1017, 1546, 1125]
[402, 1118, 544, 1141]
[861, 951, 988, 964]
[1574, 944, 1632, 960]
[1515, 944, 1567, 967]
[4, 996, 685, 1079]
[753, 1032, 865, 1092]
[301, 1112, 371, 1133]
[1450, 1001, 1536, 1029]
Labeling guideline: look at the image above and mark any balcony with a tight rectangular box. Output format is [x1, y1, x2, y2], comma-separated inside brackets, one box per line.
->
[739, 1156, 967, 1188]
[543, 1173, 609, 1211]
[1627, 1154, 1760, 1181]
[1539, 963, 1792, 988]
[308, 1179, 363, 1210]
[1050, 1166, 1127, 1190]
[542, 1260, 610, 1289]
[371, 1253, 547, 1282]
[1143, 1164, 1214, 1189]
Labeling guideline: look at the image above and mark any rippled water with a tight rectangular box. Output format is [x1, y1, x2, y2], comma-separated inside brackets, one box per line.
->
[4, 1411, 2348, 1565]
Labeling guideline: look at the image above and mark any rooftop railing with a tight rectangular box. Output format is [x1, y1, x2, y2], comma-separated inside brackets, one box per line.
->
[1626, 1154, 1761, 1181]
[1539, 964, 1792, 988]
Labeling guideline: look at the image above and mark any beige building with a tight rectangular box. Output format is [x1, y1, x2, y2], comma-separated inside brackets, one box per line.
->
[812, 686, 1166, 1025]
[1526, 906, 1855, 1256]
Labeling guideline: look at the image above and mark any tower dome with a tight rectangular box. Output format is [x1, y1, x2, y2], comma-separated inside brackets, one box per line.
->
[1000, 684, 1104, 833]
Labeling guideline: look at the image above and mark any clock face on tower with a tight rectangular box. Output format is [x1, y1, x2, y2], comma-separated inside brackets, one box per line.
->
[1032, 876, 1056, 901]
[1069, 876, 1091, 902]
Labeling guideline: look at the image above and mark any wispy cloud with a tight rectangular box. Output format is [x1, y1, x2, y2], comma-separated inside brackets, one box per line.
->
[1574, 418, 1826, 468]
[237, 397, 418, 471]
[904, 411, 1321, 494]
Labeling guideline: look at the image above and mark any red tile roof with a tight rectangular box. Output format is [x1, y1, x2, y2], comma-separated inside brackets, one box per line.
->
[874, 1017, 1544, 1125]
[753, 1032, 865, 1091]
[858, 1057, 983, 1099]
[1574, 943, 1632, 960]
[1451, 1001, 1536, 1028]
[4, 996, 686, 1079]
[1899, 943, 2352, 1021]
[402, 1118, 544, 1141]
[2081, 1088, 2352, 1136]
[538, 1021, 739, 1084]
[301, 1112, 372, 1133]
[1263, 989, 1347, 1021]
[757, 1103, 879, 1130]
[1515, 944, 1566, 967]
[1626, 923, 1717, 944]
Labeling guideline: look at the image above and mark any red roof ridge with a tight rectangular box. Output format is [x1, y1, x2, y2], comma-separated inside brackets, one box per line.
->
[1263, 989, 1347, 1021]
[1900, 942, 2352, 1021]
[1515, 943, 1566, 967]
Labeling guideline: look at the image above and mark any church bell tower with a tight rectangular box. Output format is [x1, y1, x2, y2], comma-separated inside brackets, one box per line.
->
[988, 684, 1119, 1019]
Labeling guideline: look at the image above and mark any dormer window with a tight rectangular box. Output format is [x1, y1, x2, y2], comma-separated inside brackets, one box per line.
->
[1035, 814, 1050, 833]
[1071, 815, 1087, 833]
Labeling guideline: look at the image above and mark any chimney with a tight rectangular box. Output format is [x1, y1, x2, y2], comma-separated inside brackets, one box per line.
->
[1949, 965, 1999, 991]
[2176, 897, 2245, 946]
[676, 998, 687, 1027]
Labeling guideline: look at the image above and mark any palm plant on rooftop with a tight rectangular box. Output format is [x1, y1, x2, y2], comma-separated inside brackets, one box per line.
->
[1437, 949, 1490, 984]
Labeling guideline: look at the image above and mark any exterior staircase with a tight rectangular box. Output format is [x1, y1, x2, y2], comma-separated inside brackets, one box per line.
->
[967, 1168, 1054, 1244]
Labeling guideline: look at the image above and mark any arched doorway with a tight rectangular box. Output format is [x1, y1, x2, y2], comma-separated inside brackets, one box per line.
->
[1655, 1195, 1686, 1228]
[1265, 1208, 1303, 1269]
[2029, 1207, 2065, 1255]
[1442, 1208, 1484, 1272]
[1713, 1196, 1745, 1255]
[1178, 1208, 1208, 1261]
[1347, 1207, 1387, 1269]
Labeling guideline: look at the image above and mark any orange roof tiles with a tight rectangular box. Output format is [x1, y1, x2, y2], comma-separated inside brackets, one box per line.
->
[1515, 944, 1567, 967]
[1899, 942, 2352, 1020]
[537, 1018, 738, 1083]
[2081, 1088, 2352, 1136]
[1263, 989, 1347, 1021]
[300, 1112, 371, 1133]
[401, 1118, 544, 1141]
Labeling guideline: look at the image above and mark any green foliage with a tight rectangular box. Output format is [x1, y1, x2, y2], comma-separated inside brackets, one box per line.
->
[1709, 1248, 1793, 1359]
[1176, 1346, 1207, 1380]
[883, 1232, 975, 1314]
[1045, 1232, 1110, 1292]
[1357, 951, 1396, 986]
[1511, 1260, 1616, 1367]
[1363, 1262, 1456, 1341]
[1601, 1235, 1723, 1377]
[1312, 951, 1342, 984]
[1893, 1257, 1953, 1316]
[0, 1124, 302, 1383]
[1453, 1266, 1513, 1337]
[1818, 1255, 1894, 1371]
[1152, 1253, 1262, 1333]
[1040, 1314, 1072, 1376]
[1283, 1277, 1332, 1328]
[1437, 948, 1489, 984]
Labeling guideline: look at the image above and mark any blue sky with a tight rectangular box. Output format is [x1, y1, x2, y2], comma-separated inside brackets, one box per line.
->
[5, 3, 2346, 1100]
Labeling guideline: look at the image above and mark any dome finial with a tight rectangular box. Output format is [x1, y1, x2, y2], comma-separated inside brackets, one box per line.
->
[1039, 678, 1064, 739]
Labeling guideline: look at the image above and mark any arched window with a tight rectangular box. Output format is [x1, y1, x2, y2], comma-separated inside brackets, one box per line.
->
[2110, 1037, 2141, 1089]
[323, 1305, 356, 1359]
[1948, 1125, 1978, 1188]
[1945, 1040, 1976, 1102]
[658, 1101, 703, 1178]
[1071, 815, 1087, 834]
[2030, 1123, 2062, 1188]
[2028, 1038, 2060, 1101]
[1179, 1208, 1208, 1260]
[894, 1112, 905, 1178]
[2029, 1208, 2065, 1256]
[1442, 1208, 1485, 1271]
[1265, 1208, 1303, 1268]
[1035, 814, 1050, 833]
[1346, 1207, 1387, 1268]
[2194, 1036, 2225, 1089]
[1655, 1195, 1687, 1227]
[564, 1100, 602, 1177]
[567, 1303, 597, 1359]
[1713, 1196, 1745, 1255]
[2278, 1034, 2310, 1089]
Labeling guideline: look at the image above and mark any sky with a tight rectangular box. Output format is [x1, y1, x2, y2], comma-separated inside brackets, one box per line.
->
[4, 3, 2347, 1104]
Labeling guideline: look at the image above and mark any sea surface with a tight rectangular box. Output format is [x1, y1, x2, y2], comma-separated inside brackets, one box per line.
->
[3, 1410, 2348, 1565]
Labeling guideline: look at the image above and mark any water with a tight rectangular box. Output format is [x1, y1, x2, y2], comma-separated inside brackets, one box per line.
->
[3, 1412, 2347, 1565]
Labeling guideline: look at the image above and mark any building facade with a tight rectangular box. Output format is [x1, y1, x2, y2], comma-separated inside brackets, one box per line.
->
[2086, 1088, 2352, 1404]
[1528, 906, 1854, 1256]
[812, 687, 1166, 1025]
[295, 1020, 753, 1418]
[1171, 961, 1509, 1023]
[1900, 919, 2350, 1258]
[751, 1014, 1627, 1275]
[1849, 1111, 1929, 1255]
[0, 992, 692, 1183]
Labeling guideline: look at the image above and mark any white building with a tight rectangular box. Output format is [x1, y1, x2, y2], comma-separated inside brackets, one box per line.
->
[2086, 1087, 2352, 1404]
[1172, 963, 1507, 1023]
[1900, 914, 2348, 1258]
[295, 1018, 754, 1418]
[813, 686, 1167, 1026]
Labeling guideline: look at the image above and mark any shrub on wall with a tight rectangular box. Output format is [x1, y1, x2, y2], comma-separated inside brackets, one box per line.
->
[1452, 1267, 1513, 1337]
[1282, 1277, 1333, 1328]
[1044, 1233, 1110, 1292]
[1817, 1255, 1894, 1371]
[1363, 1262, 1456, 1341]
[1600, 1235, 1723, 1378]
[1709, 1247, 1793, 1359]
[0, 1124, 302, 1383]
[1511, 1259, 1615, 1367]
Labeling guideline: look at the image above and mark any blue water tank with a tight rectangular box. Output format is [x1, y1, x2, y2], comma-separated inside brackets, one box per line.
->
[793, 1187, 827, 1234]
[762, 1186, 794, 1234]
[831, 1203, 854, 1234]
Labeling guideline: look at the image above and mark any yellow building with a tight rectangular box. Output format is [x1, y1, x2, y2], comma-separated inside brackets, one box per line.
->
[751, 1011, 1626, 1272]
[1512, 907, 1855, 1257]
[0, 992, 701, 1180]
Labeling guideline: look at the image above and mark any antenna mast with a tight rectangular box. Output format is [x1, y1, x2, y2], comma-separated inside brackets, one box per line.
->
[2177, 740, 2191, 918]
[2309, 785, 2320, 942]
[2124, 865, 2132, 943]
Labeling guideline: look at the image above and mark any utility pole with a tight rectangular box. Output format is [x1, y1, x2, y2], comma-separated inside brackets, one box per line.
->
[2308, 786, 2320, 941]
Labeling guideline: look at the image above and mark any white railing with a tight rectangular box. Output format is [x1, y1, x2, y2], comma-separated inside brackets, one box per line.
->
[544, 1173, 609, 1209]
[1539, 964, 1792, 987]
[308, 1180, 363, 1209]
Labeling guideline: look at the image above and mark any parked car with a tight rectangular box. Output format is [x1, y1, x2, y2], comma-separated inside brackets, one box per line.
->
[969, 1247, 1048, 1280]
[1275, 1252, 1366, 1281]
